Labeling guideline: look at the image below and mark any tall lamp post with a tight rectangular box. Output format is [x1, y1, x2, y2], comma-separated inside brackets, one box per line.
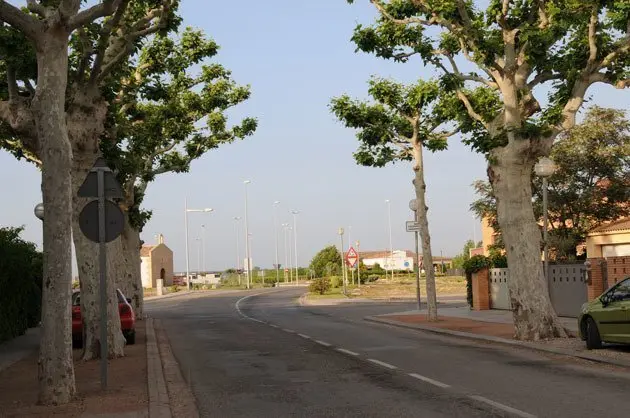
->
[184, 199, 213, 291]
[282, 223, 290, 282]
[338, 228, 347, 295]
[243, 180, 252, 289]
[355, 240, 361, 289]
[233, 217, 242, 285]
[291, 210, 300, 285]
[534, 157, 557, 281]
[273, 201, 281, 285]
[385, 199, 394, 280]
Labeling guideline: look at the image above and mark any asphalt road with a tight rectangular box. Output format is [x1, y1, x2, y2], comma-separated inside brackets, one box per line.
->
[146, 289, 630, 418]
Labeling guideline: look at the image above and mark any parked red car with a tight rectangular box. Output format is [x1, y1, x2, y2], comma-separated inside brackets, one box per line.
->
[72, 289, 136, 345]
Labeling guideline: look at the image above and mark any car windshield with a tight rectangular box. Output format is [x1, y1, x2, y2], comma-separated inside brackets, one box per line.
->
[607, 278, 630, 302]
[72, 290, 126, 306]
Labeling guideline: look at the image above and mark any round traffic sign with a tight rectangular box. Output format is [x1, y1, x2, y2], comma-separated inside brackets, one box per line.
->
[79, 200, 124, 243]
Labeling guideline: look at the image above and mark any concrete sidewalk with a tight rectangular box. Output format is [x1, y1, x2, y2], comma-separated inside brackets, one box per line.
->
[387, 306, 579, 333]
[0, 328, 40, 373]
[144, 290, 193, 301]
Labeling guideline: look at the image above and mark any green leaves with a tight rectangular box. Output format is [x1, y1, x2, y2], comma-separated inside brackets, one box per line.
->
[103, 27, 257, 229]
[331, 77, 454, 168]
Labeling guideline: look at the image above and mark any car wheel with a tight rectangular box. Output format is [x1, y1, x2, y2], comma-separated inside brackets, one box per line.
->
[125, 330, 136, 345]
[585, 317, 602, 350]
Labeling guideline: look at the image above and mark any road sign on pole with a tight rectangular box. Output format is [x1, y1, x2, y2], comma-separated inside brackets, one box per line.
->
[406, 220, 421, 232]
[77, 157, 124, 391]
[346, 247, 358, 268]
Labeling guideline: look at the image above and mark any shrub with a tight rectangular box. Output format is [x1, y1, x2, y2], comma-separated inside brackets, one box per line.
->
[309, 277, 331, 295]
[329, 276, 342, 288]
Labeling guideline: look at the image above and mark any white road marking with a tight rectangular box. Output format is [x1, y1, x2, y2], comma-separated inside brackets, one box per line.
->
[298, 333, 311, 339]
[408, 373, 451, 389]
[367, 359, 398, 370]
[336, 348, 360, 356]
[269, 324, 279, 328]
[469, 395, 537, 418]
[315, 340, 331, 347]
[282, 328, 296, 333]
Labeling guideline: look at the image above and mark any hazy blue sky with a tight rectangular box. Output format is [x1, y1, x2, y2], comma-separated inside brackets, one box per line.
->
[2, 0, 630, 272]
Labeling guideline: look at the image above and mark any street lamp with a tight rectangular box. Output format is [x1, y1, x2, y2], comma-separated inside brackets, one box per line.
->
[244, 180, 252, 289]
[534, 157, 557, 281]
[282, 223, 290, 283]
[184, 199, 213, 291]
[34, 203, 44, 221]
[338, 227, 347, 295]
[291, 210, 299, 285]
[273, 201, 281, 285]
[355, 240, 361, 289]
[385, 199, 394, 280]
[233, 217, 242, 285]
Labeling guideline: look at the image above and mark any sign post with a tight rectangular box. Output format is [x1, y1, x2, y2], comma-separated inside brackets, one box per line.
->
[408, 199, 422, 311]
[78, 157, 124, 391]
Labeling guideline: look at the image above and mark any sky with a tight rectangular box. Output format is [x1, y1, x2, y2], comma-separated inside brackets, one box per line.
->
[2, 0, 630, 273]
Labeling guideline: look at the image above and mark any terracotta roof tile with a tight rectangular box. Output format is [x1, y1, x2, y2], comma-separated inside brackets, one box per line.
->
[589, 218, 630, 234]
[140, 245, 154, 257]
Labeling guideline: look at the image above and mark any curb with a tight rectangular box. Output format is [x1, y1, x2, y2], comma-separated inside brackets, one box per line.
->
[365, 316, 630, 369]
[144, 291, 193, 302]
[154, 319, 200, 418]
[146, 318, 172, 418]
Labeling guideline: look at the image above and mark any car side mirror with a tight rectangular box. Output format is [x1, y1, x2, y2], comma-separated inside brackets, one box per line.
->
[601, 295, 609, 306]
[126, 297, 132, 303]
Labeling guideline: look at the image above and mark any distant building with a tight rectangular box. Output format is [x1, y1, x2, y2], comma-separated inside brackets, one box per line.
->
[586, 218, 630, 257]
[140, 234, 174, 288]
[360, 250, 452, 272]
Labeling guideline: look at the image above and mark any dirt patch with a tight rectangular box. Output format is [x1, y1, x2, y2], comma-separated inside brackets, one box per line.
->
[385, 314, 515, 339]
[0, 323, 148, 417]
[356, 277, 466, 299]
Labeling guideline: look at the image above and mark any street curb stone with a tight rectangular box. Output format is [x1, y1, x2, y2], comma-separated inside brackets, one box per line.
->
[144, 291, 193, 302]
[146, 318, 172, 418]
[154, 319, 200, 418]
[365, 316, 630, 369]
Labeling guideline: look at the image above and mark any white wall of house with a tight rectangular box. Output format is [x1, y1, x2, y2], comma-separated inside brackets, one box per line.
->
[141, 256, 151, 288]
[362, 250, 415, 271]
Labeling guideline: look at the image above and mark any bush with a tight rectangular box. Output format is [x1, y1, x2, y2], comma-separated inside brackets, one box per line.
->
[170, 285, 180, 293]
[309, 277, 331, 295]
[329, 276, 342, 288]
[0, 227, 43, 343]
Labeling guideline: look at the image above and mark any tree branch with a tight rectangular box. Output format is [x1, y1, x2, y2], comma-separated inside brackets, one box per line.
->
[456, 90, 488, 128]
[587, 5, 598, 67]
[89, 0, 129, 85]
[68, 0, 120, 30]
[372, 0, 437, 26]
[0, 1, 42, 41]
[527, 71, 561, 89]
[6, 65, 18, 99]
[26, 0, 46, 18]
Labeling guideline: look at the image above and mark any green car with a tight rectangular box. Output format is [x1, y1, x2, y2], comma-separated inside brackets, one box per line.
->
[579, 276, 630, 349]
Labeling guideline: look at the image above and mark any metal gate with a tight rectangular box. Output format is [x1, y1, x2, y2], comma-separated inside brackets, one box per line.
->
[489, 264, 588, 317]
[547, 264, 588, 318]
[490, 268, 511, 310]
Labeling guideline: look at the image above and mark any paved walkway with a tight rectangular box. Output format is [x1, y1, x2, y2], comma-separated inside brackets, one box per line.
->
[386, 306, 579, 333]
[0, 328, 39, 373]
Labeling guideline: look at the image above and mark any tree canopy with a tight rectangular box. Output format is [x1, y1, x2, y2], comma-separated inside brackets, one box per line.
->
[309, 245, 343, 278]
[472, 106, 630, 260]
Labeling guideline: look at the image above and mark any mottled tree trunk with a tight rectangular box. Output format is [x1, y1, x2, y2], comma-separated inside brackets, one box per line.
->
[490, 144, 567, 340]
[412, 145, 438, 321]
[119, 213, 144, 319]
[71, 156, 125, 360]
[32, 34, 76, 406]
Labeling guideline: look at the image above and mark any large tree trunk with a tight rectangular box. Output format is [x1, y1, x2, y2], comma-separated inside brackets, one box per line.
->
[119, 213, 144, 319]
[412, 146, 438, 321]
[71, 156, 125, 360]
[32, 34, 76, 406]
[490, 144, 567, 340]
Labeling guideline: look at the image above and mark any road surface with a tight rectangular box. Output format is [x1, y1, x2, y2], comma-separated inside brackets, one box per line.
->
[146, 289, 630, 418]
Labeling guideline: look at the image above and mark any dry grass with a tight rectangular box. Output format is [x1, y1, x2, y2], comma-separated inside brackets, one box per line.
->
[355, 276, 466, 299]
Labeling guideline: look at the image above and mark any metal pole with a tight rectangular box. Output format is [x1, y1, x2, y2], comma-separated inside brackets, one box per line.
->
[414, 230, 422, 311]
[235, 218, 241, 286]
[339, 232, 348, 295]
[288, 227, 293, 283]
[185, 199, 190, 291]
[356, 241, 361, 289]
[97, 168, 108, 390]
[196, 239, 201, 274]
[543, 177, 549, 281]
[292, 211, 299, 285]
[274, 202, 280, 285]
[387, 200, 394, 280]
[283, 224, 289, 282]
[201, 224, 206, 273]
[244, 181, 251, 289]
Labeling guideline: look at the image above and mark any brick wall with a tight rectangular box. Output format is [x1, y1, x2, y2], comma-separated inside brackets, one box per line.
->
[472, 268, 490, 310]
[587, 256, 630, 300]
